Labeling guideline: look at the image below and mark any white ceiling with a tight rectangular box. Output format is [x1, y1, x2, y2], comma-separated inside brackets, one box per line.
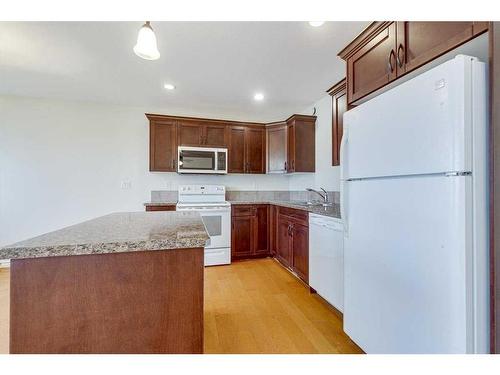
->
[0, 21, 368, 122]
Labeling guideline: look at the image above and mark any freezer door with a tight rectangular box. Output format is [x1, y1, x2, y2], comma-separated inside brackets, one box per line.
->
[343, 174, 478, 353]
[343, 55, 486, 179]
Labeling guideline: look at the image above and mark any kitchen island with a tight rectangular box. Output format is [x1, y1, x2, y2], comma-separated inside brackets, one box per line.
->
[0, 211, 209, 354]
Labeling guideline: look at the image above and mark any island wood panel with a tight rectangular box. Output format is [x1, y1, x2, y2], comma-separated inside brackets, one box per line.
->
[10, 248, 204, 354]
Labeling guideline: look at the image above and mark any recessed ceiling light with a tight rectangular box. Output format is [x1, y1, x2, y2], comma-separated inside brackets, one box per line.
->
[254, 93, 264, 101]
[164, 83, 176, 90]
[308, 21, 325, 27]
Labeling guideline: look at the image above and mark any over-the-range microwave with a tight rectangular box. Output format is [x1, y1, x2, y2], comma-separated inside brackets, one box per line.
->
[177, 146, 228, 174]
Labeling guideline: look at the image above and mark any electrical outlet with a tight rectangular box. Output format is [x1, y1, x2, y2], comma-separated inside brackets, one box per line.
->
[121, 180, 132, 189]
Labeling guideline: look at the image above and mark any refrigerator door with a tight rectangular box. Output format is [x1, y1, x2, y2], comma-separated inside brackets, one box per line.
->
[343, 174, 474, 353]
[343, 55, 484, 180]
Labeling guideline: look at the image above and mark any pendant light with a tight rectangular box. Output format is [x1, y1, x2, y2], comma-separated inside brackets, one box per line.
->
[133, 21, 160, 60]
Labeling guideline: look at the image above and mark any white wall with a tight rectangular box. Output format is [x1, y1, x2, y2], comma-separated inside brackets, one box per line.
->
[0, 95, 291, 246]
[289, 94, 340, 191]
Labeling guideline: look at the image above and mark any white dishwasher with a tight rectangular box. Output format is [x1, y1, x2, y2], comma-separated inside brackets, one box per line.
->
[309, 213, 344, 312]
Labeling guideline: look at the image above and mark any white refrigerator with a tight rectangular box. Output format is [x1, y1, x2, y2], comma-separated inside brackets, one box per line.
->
[340, 55, 489, 354]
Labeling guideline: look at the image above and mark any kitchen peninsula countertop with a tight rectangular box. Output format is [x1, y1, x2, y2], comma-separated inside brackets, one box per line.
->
[0, 211, 210, 260]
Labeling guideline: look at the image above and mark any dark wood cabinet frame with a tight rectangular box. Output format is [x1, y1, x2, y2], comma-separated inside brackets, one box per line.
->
[327, 79, 347, 166]
[490, 22, 499, 354]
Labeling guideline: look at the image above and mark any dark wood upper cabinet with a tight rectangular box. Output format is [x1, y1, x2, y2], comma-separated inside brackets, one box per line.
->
[327, 79, 347, 167]
[147, 113, 312, 175]
[342, 22, 397, 104]
[178, 121, 204, 147]
[147, 115, 178, 172]
[286, 115, 316, 173]
[396, 21, 488, 75]
[204, 124, 227, 147]
[178, 120, 227, 147]
[266, 123, 288, 173]
[245, 127, 266, 174]
[228, 125, 266, 174]
[228, 126, 246, 173]
[339, 21, 489, 105]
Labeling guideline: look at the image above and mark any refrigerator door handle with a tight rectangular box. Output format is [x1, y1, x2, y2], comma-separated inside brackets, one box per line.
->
[340, 128, 349, 237]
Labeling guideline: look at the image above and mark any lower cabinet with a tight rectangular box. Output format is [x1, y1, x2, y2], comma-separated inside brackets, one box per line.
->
[275, 208, 309, 284]
[231, 204, 269, 260]
[231, 204, 310, 284]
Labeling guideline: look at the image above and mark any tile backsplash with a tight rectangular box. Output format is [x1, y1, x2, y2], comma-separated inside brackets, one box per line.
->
[151, 190, 339, 204]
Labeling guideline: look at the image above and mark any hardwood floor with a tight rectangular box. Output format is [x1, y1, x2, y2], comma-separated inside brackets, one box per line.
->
[0, 258, 362, 354]
[204, 258, 361, 353]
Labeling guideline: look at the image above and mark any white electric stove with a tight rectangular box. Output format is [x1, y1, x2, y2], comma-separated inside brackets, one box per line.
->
[176, 185, 231, 266]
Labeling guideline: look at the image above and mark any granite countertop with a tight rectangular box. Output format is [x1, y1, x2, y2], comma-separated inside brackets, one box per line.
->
[143, 201, 177, 207]
[143, 199, 341, 219]
[0, 211, 210, 260]
[230, 200, 341, 219]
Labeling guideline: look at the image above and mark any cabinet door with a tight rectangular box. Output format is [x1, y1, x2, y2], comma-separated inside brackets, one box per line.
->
[291, 222, 309, 283]
[276, 215, 292, 268]
[396, 21, 478, 75]
[204, 124, 227, 147]
[347, 22, 397, 103]
[228, 126, 246, 173]
[287, 123, 295, 173]
[267, 125, 287, 173]
[178, 121, 203, 146]
[245, 127, 266, 174]
[231, 215, 254, 259]
[331, 83, 347, 166]
[269, 205, 278, 256]
[149, 120, 177, 172]
[292, 117, 316, 173]
[254, 205, 269, 256]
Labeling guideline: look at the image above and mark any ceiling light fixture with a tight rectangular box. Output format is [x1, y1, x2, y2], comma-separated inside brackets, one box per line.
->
[133, 21, 160, 60]
[164, 83, 175, 90]
[308, 21, 325, 27]
[254, 93, 264, 101]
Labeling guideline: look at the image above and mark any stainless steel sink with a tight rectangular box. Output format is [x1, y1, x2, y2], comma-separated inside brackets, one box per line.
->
[290, 201, 331, 207]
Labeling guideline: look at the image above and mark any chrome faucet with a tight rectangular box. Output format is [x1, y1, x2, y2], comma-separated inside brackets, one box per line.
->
[306, 188, 331, 206]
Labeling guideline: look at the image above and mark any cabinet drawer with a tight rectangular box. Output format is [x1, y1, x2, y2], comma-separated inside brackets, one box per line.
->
[232, 205, 257, 217]
[277, 206, 309, 226]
